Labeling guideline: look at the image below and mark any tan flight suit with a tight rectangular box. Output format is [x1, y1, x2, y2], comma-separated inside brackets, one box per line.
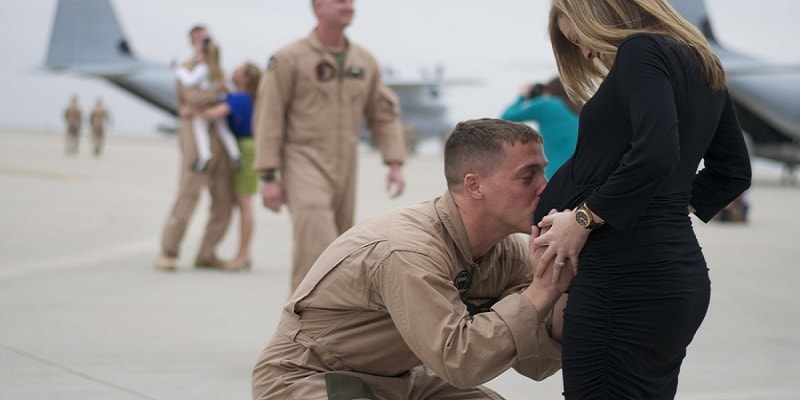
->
[159, 85, 234, 262]
[253, 31, 407, 290]
[64, 103, 81, 155]
[252, 192, 562, 400]
[89, 105, 109, 156]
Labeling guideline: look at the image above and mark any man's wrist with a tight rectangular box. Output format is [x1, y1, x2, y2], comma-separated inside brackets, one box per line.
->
[523, 286, 558, 318]
[260, 170, 278, 182]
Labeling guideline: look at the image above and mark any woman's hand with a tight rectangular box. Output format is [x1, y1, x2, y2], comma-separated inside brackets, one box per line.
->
[533, 209, 590, 283]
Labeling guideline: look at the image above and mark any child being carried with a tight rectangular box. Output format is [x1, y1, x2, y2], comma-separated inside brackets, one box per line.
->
[174, 39, 240, 171]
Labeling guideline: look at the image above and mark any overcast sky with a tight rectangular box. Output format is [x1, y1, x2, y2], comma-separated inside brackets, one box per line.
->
[0, 0, 798, 136]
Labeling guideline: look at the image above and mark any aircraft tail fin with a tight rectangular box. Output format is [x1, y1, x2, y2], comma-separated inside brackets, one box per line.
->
[45, 0, 138, 73]
[669, 0, 718, 43]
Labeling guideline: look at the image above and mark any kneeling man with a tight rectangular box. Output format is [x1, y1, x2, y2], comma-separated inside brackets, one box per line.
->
[252, 118, 572, 399]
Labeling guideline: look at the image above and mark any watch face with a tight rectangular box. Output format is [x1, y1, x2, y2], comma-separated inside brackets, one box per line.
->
[576, 209, 590, 228]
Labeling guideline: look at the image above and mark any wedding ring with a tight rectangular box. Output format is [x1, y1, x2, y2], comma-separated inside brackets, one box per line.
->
[556, 260, 566, 268]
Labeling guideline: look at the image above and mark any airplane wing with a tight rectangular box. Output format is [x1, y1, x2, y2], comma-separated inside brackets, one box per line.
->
[54, 63, 145, 77]
[670, 0, 800, 182]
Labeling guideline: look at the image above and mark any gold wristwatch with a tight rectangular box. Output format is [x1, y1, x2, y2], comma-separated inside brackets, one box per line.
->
[575, 203, 603, 230]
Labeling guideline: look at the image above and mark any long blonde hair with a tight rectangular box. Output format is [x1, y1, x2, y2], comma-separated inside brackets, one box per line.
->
[548, 0, 725, 103]
[202, 40, 224, 84]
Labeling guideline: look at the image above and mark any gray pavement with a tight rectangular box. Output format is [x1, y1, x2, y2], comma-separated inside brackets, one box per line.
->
[0, 130, 798, 400]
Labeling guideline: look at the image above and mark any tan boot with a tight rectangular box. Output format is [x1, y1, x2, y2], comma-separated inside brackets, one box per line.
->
[194, 256, 227, 269]
[155, 252, 177, 271]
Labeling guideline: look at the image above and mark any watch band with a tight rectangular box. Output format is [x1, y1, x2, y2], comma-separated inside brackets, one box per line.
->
[260, 170, 277, 182]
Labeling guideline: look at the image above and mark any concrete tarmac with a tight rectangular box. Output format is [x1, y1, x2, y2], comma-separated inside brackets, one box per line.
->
[1, 130, 798, 400]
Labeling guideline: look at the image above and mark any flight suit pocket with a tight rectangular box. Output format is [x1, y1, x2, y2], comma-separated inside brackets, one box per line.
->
[295, 74, 329, 115]
[291, 75, 331, 143]
[343, 70, 370, 105]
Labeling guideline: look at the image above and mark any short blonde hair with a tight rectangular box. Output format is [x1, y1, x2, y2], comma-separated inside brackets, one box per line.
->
[242, 62, 262, 101]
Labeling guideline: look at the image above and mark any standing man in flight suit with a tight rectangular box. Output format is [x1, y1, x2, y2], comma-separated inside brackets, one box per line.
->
[254, 0, 407, 291]
[89, 97, 111, 157]
[252, 119, 572, 400]
[63, 95, 82, 155]
[155, 25, 234, 271]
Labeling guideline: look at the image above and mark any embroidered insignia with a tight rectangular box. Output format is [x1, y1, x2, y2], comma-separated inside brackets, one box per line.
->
[346, 67, 365, 79]
[316, 61, 336, 81]
[464, 297, 500, 316]
[454, 270, 472, 302]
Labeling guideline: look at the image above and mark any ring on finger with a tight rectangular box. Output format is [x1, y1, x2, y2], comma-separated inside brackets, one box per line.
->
[556, 259, 566, 268]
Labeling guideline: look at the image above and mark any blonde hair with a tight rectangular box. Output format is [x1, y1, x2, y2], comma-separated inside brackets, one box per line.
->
[545, 76, 583, 115]
[202, 41, 224, 84]
[242, 62, 262, 101]
[548, 0, 725, 103]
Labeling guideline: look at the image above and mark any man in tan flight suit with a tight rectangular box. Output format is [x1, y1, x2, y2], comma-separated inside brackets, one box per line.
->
[252, 119, 573, 400]
[64, 95, 81, 155]
[89, 98, 111, 157]
[254, 0, 407, 291]
[155, 26, 234, 271]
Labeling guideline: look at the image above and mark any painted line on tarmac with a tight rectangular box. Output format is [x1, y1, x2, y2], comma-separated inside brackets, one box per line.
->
[0, 239, 154, 279]
[0, 165, 84, 183]
[0, 342, 161, 400]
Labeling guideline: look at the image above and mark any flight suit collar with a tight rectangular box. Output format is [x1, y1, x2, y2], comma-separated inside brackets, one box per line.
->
[436, 191, 473, 263]
[305, 29, 357, 79]
[306, 29, 351, 56]
[436, 191, 503, 286]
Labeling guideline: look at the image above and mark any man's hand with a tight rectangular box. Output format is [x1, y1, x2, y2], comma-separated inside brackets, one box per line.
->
[260, 181, 284, 213]
[179, 105, 197, 118]
[386, 162, 405, 198]
[519, 83, 534, 97]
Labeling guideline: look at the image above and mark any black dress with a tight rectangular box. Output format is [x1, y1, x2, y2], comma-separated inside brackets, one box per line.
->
[534, 33, 751, 399]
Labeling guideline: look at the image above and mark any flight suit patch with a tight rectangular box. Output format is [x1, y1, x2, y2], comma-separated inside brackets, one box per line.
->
[316, 61, 336, 81]
[464, 297, 500, 316]
[345, 67, 365, 79]
[454, 270, 499, 315]
[326, 373, 376, 399]
[454, 270, 472, 302]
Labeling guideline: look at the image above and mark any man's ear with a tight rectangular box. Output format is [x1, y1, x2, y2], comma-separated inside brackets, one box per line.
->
[464, 173, 483, 199]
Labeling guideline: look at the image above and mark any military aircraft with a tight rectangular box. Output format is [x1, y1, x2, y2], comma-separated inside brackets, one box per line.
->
[44, 0, 473, 149]
[45, 0, 800, 172]
[671, 0, 800, 185]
